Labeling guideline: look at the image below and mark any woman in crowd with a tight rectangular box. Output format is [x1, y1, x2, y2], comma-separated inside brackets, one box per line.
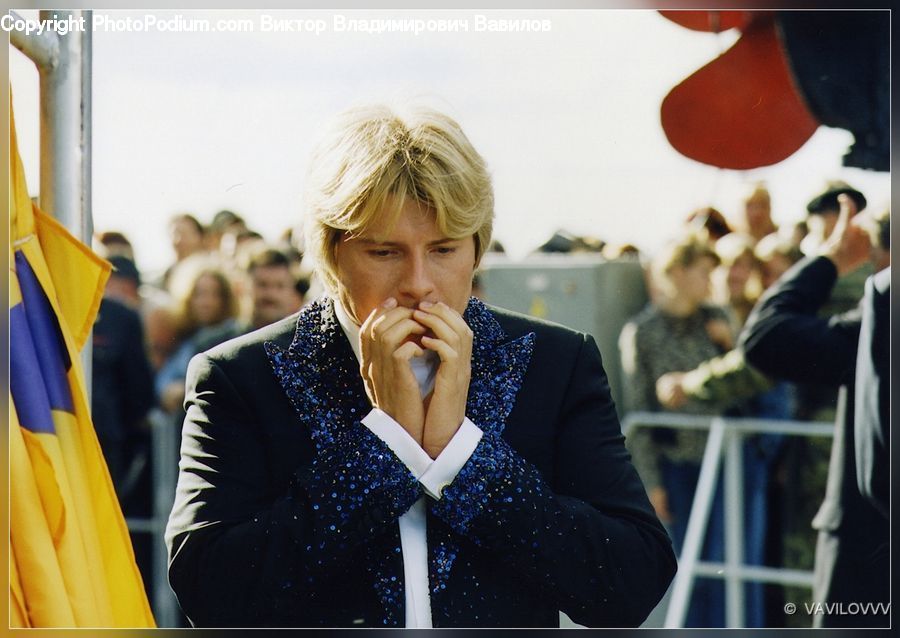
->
[619, 231, 731, 627]
[155, 256, 243, 414]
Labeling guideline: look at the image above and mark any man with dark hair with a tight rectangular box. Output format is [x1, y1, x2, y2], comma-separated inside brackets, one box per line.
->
[246, 247, 304, 330]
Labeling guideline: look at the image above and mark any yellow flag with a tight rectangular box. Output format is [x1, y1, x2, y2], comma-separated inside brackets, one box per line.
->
[9, 94, 156, 627]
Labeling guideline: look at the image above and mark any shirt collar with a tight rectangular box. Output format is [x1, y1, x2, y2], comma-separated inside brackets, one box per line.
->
[333, 296, 363, 363]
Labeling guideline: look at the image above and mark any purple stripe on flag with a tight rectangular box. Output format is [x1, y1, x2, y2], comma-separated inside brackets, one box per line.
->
[14, 252, 74, 414]
[10, 301, 57, 434]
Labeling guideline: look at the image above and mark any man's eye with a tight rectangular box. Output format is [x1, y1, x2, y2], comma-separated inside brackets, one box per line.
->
[368, 249, 396, 258]
[434, 246, 457, 255]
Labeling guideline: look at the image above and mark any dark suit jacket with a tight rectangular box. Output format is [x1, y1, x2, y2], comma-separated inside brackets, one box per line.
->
[739, 256, 889, 619]
[165, 297, 675, 628]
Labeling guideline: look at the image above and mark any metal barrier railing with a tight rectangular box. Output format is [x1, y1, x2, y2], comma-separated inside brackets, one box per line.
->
[622, 411, 834, 629]
[124, 408, 180, 627]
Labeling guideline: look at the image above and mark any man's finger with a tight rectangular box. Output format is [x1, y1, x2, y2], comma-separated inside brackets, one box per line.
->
[415, 302, 472, 346]
[380, 318, 427, 351]
[368, 305, 416, 342]
[420, 335, 457, 363]
[413, 308, 458, 347]
[835, 194, 856, 233]
[394, 340, 425, 362]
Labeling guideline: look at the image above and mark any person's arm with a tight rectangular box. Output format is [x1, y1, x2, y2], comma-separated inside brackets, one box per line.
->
[618, 321, 664, 493]
[739, 256, 861, 385]
[657, 349, 773, 410]
[430, 333, 676, 627]
[165, 352, 421, 627]
[740, 194, 868, 385]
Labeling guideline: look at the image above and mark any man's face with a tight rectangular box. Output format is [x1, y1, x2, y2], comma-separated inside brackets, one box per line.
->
[672, 256, 716, 306]
[334, 197, 477, 325]
[171, 219, 204, 261]
[251, 264, 301, 327]
[190, 273, 227, 326]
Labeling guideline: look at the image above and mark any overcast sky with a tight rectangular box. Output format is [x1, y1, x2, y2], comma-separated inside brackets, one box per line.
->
[10, 9, 890, 274]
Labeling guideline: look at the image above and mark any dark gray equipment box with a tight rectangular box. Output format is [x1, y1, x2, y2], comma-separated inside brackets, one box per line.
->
[478, 255, 649, 414]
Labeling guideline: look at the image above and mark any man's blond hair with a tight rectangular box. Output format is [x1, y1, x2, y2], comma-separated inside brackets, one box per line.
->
[303, 103, 494, 293]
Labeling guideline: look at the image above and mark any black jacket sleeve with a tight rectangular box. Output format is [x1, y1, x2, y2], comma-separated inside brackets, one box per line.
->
[430, 333, 676, 627]
[739, 256, 862, 386]
[165, 352, 420, 626]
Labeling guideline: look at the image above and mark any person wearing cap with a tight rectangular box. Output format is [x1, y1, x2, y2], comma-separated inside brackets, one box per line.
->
[165, 103, 675, 628]
[92, 256, 156, 498]
[801, 180, 867, 256]
[105, 254, 143, 310]
[739, 195, 890, 628]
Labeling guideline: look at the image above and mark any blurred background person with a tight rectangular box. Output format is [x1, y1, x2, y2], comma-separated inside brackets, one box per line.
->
[161, 213, 207, 290]
[243, 247, 305, 332]
[96, 230, 136, 261]
[155, 257, 242, 415]
[92, 256, 156, 498]
[652, 230, 805, 626]
[740, 197, 890, 628]
[754, 232, 805, 290]
[737, 183, 777, 245]
[712, 233, 763, 331]
[619, 231, 729, 627]
[205, 209, 247, 252]
[685, 206, 733, 242]
[103, 255, 143, 310]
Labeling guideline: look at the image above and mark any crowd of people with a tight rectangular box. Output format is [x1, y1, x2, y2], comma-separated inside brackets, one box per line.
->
[90, 174, 888, 628]
[618, 181, 889, 628]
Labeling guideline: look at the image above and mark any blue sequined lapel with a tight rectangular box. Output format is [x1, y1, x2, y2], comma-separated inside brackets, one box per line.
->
[428, 298, 536, 618]
[463, 298, 536, 436]
[264, 297, 406, 627]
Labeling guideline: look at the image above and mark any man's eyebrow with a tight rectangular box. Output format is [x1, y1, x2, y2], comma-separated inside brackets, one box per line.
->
[357, 238, 458, 246]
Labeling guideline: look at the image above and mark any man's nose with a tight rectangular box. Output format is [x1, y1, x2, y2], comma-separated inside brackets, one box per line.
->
[400, 253, 435, 302]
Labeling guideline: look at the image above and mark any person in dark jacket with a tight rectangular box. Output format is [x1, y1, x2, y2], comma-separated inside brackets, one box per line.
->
[165, 103, 675, 628]
[92, 259, 156, 498]
[739, 196, 889, 628]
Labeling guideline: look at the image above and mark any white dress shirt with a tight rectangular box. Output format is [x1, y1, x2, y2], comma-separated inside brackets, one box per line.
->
[332, 299, 483, 628]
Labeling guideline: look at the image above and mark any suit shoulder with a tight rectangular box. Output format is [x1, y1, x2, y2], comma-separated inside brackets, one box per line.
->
[196, 313, 297, 369]
[487, 304, 586, 345]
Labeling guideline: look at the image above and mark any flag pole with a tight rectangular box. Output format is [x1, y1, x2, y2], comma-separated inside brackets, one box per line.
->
[11, 9, 94, 396]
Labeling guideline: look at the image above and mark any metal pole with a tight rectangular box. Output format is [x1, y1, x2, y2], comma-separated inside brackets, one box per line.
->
[34, 9, 94, 391]
[9, 11, 59, 70]
[664, 417, 726, 628]
[151, 409, 180, 627]
[724, 429, 746, 627]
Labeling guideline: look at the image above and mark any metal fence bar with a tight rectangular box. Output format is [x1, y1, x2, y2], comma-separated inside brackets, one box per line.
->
[663, 417, 726, 628]
[149, 408, 180, 627]
[724, 428, 745, 628]
[692, 563, 815, 588]
[622, 411, 834, 629]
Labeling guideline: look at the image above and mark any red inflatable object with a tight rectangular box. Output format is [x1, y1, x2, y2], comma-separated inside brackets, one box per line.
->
[660, 17, 820, 170]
